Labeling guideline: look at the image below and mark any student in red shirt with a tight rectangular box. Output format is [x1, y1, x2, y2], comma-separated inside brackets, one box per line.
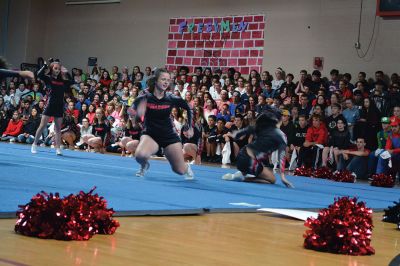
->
[339, 79, 353, 100]
[99, 70, 112, 88]
[390, 105, 400, 125]
[1, 110, 23, 142]
[298, 114, 327, 168]
[337, 137, 370, 179]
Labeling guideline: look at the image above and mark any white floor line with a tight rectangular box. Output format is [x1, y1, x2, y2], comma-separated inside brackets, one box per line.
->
[2, 161, 130, 181]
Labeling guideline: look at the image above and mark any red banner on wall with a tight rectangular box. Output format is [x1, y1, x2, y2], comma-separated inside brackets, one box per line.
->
[166, 15, 265, 75]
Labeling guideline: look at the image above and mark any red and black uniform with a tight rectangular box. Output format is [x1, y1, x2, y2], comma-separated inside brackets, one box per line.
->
[37, 66, 71, 118]
[234, 112, 287, 176]
[124, 124, 142, 141]
[181, 123, 203, 157]
[130, 92, 193, 148]
[92, 121, 111, 146]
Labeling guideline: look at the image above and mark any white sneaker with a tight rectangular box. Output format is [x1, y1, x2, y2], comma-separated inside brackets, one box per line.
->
[56, 148, 62, 156]
[222, 171, 244, 181]
[9, 138, 15, 143]
[31, 144, 38, 154]
[136, 162, 150, 177]
[184, 163, 194, 180]
[222, 173, 234, 180]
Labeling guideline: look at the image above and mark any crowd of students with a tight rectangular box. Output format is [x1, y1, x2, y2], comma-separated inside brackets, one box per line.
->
[1, 60, 399, 180]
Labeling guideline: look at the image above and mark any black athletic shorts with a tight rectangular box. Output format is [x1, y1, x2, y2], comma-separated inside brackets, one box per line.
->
[43, 105, 63, 118]
[144, 132, 181, 149]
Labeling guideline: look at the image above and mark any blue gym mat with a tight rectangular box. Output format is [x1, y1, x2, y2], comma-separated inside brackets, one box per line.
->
[0, 142, 399, 218]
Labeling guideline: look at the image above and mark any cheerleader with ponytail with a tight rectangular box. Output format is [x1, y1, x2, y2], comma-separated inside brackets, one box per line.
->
[127, 68, 195, 179]
[31, 59, 72, 155]
[222, 107, 294, 188]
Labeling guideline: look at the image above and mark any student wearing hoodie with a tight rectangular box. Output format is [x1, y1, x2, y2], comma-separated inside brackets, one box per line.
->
[1, 110, 23, 142]
[298, 114, 328, 168]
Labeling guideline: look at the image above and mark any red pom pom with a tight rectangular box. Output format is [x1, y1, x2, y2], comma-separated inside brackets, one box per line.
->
[312, 167, 333, 179]
[294, 166, 314, 177]
[304, 197, 375, 255]
[371, 173, 395, 188]
[15, 187, 119, 240]
[331, 170, 356, 183]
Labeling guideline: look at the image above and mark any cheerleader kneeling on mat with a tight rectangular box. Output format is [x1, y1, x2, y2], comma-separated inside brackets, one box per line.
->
[222, 108, 294, 188]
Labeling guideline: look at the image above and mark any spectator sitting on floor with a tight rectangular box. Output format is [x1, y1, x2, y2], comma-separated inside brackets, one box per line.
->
[0, 110, 9, 136]
[61, 113, 80, 150]
[288, 114, 308, 163]
[376, 120, 400, 176]
[203, 115, 218, 162]
[85, 108, 111, 153]
[17, 108, 40, 144]
[1, 110, 23, 142]
[336, 137, 370, 179]
[367, 117, 391, 177]
[298, 114, 328, 168]
[75, 117, 92, 150]
[321, 118, 351, 168]
[279, 109, 295, 157]
[224, 114, 250, 161]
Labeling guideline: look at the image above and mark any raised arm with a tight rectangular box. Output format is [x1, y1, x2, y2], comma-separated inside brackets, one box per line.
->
[0, 69, 34, 80]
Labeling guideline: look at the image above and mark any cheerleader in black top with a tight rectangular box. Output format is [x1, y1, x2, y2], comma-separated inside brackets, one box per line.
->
[222, 108, 294, 188]
[0, 57, 34, 80]
[120, 117, 142, 156]
[86, 108, 111, 153]
[31, 60, 71, 155]
[128, 68, 195, 179]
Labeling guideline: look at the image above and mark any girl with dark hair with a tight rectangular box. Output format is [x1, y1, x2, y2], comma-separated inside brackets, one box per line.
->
[222, 108, 294, 188]
[85, 108, 111, 153]
[31, 60, 71, 155]
[128, 68, 195, 179]
[61, 113, 80, 150]
[90, 66, 100, 82]
[86, 104, 96, 124]
[17, 108, 40, 144]
[119, 116, 142, 157]
[99, 70, 112, 88]
[250, 76, 262, 96]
